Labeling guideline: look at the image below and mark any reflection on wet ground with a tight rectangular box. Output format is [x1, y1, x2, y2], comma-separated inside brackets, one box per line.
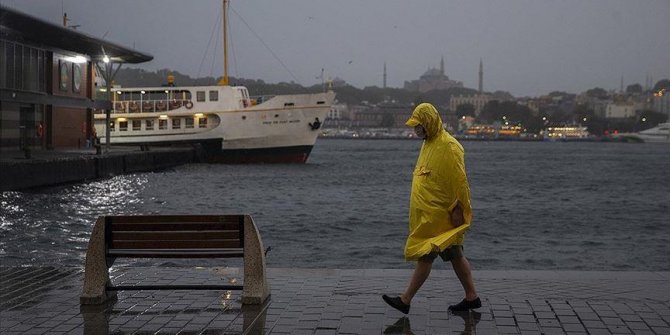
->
[383, 312, 482, 335]
[1, 267, 669, 334]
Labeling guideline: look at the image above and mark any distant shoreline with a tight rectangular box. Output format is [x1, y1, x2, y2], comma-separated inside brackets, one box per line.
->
[318, 135, 642, 143]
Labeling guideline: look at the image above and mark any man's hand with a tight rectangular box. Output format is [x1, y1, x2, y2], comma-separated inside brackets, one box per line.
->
[450, 203, 465, 227]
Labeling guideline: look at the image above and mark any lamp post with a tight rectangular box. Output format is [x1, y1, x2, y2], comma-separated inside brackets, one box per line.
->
[103, 56, 111, 153]
[95, 51, 123, 153]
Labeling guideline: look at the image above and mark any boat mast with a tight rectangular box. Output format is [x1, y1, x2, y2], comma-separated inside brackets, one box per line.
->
[219, 0, 229, 86]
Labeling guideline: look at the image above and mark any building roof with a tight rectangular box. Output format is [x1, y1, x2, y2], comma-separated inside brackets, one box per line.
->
[0, 5, 153, 64]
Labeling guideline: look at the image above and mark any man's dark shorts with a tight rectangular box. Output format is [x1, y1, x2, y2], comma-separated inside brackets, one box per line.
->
[418, 245, 464, 263]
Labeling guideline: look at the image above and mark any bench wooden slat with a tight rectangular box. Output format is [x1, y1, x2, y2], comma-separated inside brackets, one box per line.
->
[107, 248, 244, 258]
[110, 240, 242, 249]
[111, 231, 240, 241]
[108, 284, 244, 291]
[110, 222, 241, 231]
[107, 215, 243, 224]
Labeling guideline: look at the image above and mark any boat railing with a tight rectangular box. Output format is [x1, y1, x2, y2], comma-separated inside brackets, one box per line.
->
[101, 99, 195, 114]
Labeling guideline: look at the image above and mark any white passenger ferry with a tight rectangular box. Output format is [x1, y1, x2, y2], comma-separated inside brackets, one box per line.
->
[93, 0, 335, 163]
[94, 85, 334, 163]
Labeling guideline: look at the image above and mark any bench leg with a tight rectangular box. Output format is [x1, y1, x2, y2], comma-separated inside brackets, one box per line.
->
[242, 215, 270, 304]
[80, 217, 117, 305]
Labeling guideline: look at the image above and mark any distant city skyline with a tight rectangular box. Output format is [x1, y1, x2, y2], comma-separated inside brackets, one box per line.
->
[2, 0, 669, 97]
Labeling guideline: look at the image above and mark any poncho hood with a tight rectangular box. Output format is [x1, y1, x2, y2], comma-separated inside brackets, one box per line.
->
[405, 103, 445, 140]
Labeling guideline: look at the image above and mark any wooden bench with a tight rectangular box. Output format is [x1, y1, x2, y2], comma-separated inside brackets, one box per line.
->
[80, 215, 269, 305]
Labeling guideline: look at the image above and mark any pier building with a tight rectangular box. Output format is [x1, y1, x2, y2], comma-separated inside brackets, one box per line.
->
[0, 6, 152, 152]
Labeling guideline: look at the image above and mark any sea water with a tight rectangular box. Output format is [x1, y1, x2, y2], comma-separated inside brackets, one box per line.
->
[1, 139, 669, 270]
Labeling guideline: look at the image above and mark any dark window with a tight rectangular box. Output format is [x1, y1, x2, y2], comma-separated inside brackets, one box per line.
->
[185, 118, 194, 128]
[15, 45, 23, 90]
[132, 120, 141, 131]
[145, 119, 154, 130]
[4, 42, 15, 89]
[209, 90, 218, 101]
[198, 117, 208, 128]
[37, 50, 45, 92]
[119, 121, 128, 131]
[159, 119, 168, 130]
[0, 40, 5, 88]
[196, 91, 206, 102]
[172, 118, 181, 129]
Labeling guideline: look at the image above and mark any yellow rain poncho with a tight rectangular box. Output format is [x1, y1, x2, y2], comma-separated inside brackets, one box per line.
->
[404, 103, 473, 261]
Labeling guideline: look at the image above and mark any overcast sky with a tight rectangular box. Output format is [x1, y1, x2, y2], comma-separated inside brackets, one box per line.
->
[3, 0, 669, 96]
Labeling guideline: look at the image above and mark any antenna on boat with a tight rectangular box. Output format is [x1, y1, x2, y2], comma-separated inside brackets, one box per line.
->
[218, 0, 230, 86]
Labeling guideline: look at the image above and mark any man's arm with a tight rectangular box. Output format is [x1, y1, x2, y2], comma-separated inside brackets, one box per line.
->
[450, 202, 465, 227]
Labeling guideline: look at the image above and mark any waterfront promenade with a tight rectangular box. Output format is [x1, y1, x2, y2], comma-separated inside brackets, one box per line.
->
[1, 266, 668, 334]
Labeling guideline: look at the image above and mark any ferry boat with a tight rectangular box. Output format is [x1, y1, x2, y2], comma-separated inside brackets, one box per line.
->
[95, 86, 334, 163]
[542, 125, 591, 141]
[93, 0, 335, 163]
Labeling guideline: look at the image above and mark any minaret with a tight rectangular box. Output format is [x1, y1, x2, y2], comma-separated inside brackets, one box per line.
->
[440, 56, 445, 76]
[383, 62, 387, 88]
[478, 58, 483, 94]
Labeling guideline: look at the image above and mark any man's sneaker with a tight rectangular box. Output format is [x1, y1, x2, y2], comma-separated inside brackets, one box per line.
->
[448, 297, 482, 311]
[382, 295, 410, 314]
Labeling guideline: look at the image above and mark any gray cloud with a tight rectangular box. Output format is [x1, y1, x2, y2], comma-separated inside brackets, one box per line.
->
[3, 0, 669, 96]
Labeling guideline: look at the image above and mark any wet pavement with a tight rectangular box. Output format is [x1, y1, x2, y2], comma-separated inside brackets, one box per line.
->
[1, 266, 669, 334]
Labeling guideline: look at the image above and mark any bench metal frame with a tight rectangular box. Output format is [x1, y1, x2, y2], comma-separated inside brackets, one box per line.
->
[80, 215, 270, 305]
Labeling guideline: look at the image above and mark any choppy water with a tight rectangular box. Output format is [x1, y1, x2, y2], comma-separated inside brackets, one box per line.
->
[1, 139, 669, 270]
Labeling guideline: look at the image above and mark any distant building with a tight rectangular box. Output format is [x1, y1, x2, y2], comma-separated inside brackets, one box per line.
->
[651, 89, 670, 118]
[605, 102, 639, 119]
[575, 93, 609, 118]
[404, 57, 463, 92]
[0, 6, 152, 151]
[449, 94, 493, 116]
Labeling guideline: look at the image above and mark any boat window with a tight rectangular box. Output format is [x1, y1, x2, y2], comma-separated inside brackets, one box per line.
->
[185, 118, 194, 129]
[132, 120, 141, 131]
[317, 101, 325, 105]
[196, 91, 206, 102]
[284, 102, 294, 106]
[172, 118, 181, 129]
[209, 90, 219, 101]
[119, 121, 128, 131]
[145, 120, 154, 131]
[109, 121, 115, 132]
[128, 101, 139, 113]
[198, 117, 208, 128]
[159, 119, 168, 130]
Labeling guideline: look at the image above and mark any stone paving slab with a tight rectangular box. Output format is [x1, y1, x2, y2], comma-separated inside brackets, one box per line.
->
[1, 267, 669, 334]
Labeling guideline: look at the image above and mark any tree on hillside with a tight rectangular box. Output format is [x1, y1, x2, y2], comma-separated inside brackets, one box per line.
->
[586, 87, 608, 99]
[626, 83, 643, 94]
[653, 79, 670, 92]
[455, 103, 475, 118]
[380, 113, 396, 128]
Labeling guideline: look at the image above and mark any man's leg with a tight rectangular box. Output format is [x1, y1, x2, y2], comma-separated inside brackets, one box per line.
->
[451, 255, 478, 301]
[400, 258, 433, 304]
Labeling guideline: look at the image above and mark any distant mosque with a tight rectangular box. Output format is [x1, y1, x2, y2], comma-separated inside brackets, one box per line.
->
[404, 57, 463, 92]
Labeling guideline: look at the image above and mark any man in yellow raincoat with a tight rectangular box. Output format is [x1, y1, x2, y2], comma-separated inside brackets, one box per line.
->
[382, 103, 480, 314]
